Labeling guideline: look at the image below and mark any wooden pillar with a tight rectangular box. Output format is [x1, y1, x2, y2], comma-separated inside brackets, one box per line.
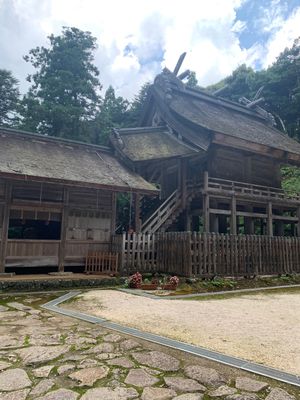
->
[0, 182, 11, 273]
[58, 188, 69, 272]
[180, 158, 187, 209]
[203, 195, 210, 233]
[297, 207, 300, 237]
[230, 196, 237, 235]
[183, 209, 191, 231]
[267, 202, 273, 236]
[203, 170, 209, 191]
[110, 192, 117, 234]
[202, 171, 210, 233]
[134, 193, 141, 233]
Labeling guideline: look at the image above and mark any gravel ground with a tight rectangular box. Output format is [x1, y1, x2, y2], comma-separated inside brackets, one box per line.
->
[2, 295, 298, 399]
[69, 289, 300, 375]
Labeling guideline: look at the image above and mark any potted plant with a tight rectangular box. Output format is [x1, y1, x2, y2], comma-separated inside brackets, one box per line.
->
[128, 272, 142, 288]
[162, 276, 179, 290]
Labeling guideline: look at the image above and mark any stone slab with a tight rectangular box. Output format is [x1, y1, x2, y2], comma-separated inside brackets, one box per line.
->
[69, 366, 109, 386]
[0, 361, 11, 371]
[235, 377, 269, 393]
[265, 388, 296, 400]
[125, 369, 159, 387]
[141, 387, 177, 400]
[16, 345, 69, 365]
[164, 376, 206, 392]
[209, 385, 237, 397]
[184, 365, 226, 387]
[120, 339, 141, 351]
[80, 387, 139, 400]
[132, 351, 180, 371]
[172, 395, 204, 400]
[36, 389, 79, 400]
[107, 357, 134, 369]
[32, 365, 54, 378]
[30, 379, 55, 397]
[0, 368, 32, 391]
[0, 389, 30, 400]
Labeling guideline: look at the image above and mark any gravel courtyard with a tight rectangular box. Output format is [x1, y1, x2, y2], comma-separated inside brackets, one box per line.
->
[0, 293, 298, 400]
[67, 288, 300, 376]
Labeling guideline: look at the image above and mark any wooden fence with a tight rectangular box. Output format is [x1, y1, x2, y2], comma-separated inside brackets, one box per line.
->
[114, 232, 300, 277]
[85, 252, 118, 275]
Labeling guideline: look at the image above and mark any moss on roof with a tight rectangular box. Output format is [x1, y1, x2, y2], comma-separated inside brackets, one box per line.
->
[0, 128, 157, 193]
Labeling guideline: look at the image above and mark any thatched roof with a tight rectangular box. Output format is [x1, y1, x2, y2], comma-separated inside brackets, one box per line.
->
[113, 69, 300, 164]
[111, 126, 197, 162]
[163, 87, 300, 156]
[0, 128, 156, 193]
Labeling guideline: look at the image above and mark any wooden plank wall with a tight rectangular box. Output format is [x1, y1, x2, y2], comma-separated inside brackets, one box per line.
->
[116, 232, 300, 277]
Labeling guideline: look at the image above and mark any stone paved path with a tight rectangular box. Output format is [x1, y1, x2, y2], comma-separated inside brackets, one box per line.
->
[0, 295, 298, 400]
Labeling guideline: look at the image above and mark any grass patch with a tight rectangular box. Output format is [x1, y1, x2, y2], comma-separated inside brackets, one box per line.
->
[172, 274, 300, 296]
[182, 285, 300, 301]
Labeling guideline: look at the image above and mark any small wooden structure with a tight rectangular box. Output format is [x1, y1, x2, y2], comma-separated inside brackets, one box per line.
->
[111, 68, 300, 237]
[0, 128, 156, 273]
[85, 252, 118, 275]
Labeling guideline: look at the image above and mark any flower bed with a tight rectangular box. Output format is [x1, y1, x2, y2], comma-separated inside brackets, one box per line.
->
[127, 272, 179, 291]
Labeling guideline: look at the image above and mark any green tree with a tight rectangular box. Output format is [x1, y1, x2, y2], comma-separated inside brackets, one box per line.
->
[0, 69, 20, 126]
[127, 82, 151, 126]
[21, 27, 101, 140]
[92, 85, 129, 144]
[255, 38, 300, 138]
[207, 64, 256, 102]
[186, 71, 199, 88]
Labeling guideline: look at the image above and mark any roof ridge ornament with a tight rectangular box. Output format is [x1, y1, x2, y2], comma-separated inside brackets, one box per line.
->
[239, 87, 279, 127]
[112, 128, 124, 148]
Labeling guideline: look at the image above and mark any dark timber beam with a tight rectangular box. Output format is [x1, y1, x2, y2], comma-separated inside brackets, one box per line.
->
[58, 188, 69, 272]
[0, 182, 11, 273]
[230, 196, 237, 235]
[180, 159, 187, 209]
[203, 195, 210, 233]
[111, 192, 117, 234]
[134, 193, 141, 233]
[173, 52, 187, 76]
[203, 171, 210, 232]
[267, 202, 273, 236]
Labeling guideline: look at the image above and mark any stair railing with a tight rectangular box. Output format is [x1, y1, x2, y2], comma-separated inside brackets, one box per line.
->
[141, 189, 181, 234]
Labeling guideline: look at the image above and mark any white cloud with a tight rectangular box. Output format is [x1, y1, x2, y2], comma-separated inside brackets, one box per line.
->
[0, 0, 299, 100]
[262, 6, 300, 67]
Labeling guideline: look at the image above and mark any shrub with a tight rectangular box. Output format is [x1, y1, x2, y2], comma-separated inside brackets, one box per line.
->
[169, 276, 180, 287]
[128, 272, 142, 288]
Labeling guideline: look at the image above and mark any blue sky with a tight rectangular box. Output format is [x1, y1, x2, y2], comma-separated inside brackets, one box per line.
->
[0, 0, 300, 99]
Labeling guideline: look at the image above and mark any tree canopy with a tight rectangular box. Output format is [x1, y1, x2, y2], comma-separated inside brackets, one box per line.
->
[21, 27, 101, 140]
[0, 69, 20, 127]
[91, 85, 129, 145]
[207, 38, 300, 139]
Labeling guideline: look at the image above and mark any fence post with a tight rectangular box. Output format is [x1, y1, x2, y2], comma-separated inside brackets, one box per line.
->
[119, 232, 126, 275]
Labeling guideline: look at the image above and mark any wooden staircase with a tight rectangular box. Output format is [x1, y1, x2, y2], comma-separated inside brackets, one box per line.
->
[141, 187, 197, 234]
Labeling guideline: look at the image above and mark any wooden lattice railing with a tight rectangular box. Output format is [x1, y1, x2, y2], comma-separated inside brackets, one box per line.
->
[85, 251, 118, 275]
[208, 177, 300, 202]
[141, 189, 181, 234]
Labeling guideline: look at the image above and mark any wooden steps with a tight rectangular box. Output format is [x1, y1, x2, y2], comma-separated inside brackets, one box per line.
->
[141, 188, 198, 233]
